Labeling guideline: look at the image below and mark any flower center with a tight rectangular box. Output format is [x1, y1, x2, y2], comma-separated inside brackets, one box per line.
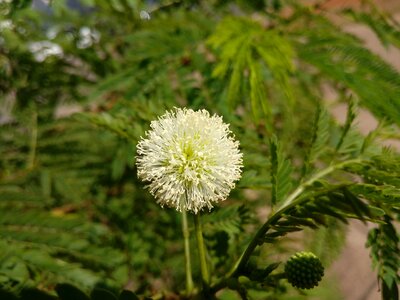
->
[175, 139, 207, 182]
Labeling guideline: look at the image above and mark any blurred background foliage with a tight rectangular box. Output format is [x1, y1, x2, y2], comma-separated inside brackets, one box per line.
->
[0, 0, 400, 299]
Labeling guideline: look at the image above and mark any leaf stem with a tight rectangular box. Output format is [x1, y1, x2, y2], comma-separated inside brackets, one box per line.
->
[182, 210, 194, 294]
[194, 213, 210, 291]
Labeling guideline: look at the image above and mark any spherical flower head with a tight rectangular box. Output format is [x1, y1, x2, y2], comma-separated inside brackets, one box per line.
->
[136, 108, 243, 214]
[284, 251, 324, 290]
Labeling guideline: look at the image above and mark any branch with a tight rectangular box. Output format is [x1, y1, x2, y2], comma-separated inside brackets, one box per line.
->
[210, 158, 363, 293]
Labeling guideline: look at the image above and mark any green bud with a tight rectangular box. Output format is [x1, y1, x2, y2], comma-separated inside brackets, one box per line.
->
[284, 251, 324, 289]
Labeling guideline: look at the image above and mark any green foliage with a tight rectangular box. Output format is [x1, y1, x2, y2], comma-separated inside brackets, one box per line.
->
[270, 137, 293, 205]
[1, 0, 400, 299]
[203, 205, 251, 273]
[293, 10, 400, 126]
[366, 217, 400, 300]
[208, 16, 294, 122]
[335, 99, 357, 153]
[204, 205, 250, 236]
[303, 105, 330, 176]
[344, 3, 400, 48]
[0, 283, 140, 300]
[305, 219, 346, 266]
[0, 189, 126, 291]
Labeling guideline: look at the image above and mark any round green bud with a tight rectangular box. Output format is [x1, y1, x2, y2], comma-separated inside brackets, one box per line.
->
[284, 251, 324, 289]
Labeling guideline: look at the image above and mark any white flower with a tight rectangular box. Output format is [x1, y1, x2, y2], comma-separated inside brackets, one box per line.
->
[28, 41, 63, 62]
[77, 27, 100, 49]
[136, 108, 243, 214]
[139, 10, 151, 20]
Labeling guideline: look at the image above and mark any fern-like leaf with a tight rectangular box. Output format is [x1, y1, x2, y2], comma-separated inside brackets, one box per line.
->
[345, 8, 400, 48]
[0, 190, 126, 291]
[295, 13, 400, 126]
[208, 16, 294, 120]
[203, 205, 250, 236]
[366, 217, 400, 300]
[335, 99, 357, 152]
[303, 105, 330, 175]
[270, 137, 293, 205]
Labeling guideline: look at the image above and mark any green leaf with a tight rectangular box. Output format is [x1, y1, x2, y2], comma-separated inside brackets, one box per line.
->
[297, 20, 400, 126]
[203, 205, 250, 236]
[247, 262, 281, 281]
[111, 141, 130, 181]
[345, 8, 400, 48]
[351, 184, 400, 208]
[11, 0, 32, 11]
[366, 218, 400, 300]
[270, 137, 293, 205]
[335, 99, 357, 153]
[306, 219, 346, 266]
[303, 105, 330, 175]
[208, 16, 294, 120]
[248, 54, 269, 121]
[382, 280, 399, 300]
[278, 216, 319, 229]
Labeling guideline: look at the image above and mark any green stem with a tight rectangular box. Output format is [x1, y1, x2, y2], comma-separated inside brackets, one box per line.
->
[226, 158, 363, 278]
[194, 213, 210, 290]
[182, 210, 194, 294]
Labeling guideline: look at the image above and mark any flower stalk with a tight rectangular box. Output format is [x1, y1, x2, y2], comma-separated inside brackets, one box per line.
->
[181, 210, 194, 294]
[194, 213, 210, 291]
